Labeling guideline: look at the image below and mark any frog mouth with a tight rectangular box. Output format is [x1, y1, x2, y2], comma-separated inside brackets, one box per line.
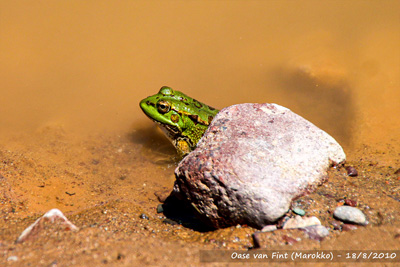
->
[159, 123, 180, 135]
[151, 119, 181, 139]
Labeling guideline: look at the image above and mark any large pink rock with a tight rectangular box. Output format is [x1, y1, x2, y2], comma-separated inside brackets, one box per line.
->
[174, 103, 346, 229]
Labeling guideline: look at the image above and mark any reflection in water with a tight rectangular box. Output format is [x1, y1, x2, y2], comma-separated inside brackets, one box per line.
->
[127, 125, 178, 163]
[270, 66, 355, 146]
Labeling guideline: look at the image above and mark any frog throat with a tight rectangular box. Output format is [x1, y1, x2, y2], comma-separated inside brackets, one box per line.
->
[153, 120, 196, 151]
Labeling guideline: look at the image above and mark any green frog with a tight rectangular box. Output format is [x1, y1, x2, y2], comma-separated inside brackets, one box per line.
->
[140, 86, 219, 157]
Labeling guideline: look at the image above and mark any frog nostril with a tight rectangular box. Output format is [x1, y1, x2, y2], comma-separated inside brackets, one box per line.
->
[146, 101, 155, 107]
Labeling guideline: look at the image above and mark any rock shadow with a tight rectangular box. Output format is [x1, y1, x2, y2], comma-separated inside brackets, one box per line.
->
[269, 66, 356, 147]
[161, 192, 215, 232]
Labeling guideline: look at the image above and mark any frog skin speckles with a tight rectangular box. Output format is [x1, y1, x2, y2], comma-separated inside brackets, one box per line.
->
[140, 86, 219, 157]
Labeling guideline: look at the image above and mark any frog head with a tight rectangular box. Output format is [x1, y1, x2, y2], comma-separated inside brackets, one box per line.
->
[140, 86, 219, 156]
[140, 86, 184, 136]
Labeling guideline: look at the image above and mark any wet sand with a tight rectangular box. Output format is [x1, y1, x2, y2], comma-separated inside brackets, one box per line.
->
[1, 1, 399, 266]
[0, 125, 399, 266]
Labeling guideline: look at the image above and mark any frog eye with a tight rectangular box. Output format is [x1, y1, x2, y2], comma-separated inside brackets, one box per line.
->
[157, 100, 171, 114]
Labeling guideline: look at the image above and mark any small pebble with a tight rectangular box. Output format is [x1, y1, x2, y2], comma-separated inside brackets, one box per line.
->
[7, 256, 18, 262]
[301, 225, 330, 241]
[283, 216, 321, 229]
[292, 208, 306, 216]
[333, 206, 367, 225]
[346, 166, 358, 176]
[394, 168, 400, 175]
[156, 204, 164, 213]
[139, 213, 149, 220]
[252, 232, 262, 248]
[261, 225, 277, 232]
[154, 190, 170, 203]
[394, 229, 400, 239]
[330, 220, 342, 230]
[344, 199, 357, 207]
[16, 209, 78, 243]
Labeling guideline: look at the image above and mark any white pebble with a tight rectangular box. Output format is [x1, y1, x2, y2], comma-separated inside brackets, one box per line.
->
[333, 206, 367, 225]
[7, 256, 18, 262]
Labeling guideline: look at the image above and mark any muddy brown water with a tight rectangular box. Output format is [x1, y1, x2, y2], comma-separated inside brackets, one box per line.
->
[1, 1, 399, 266]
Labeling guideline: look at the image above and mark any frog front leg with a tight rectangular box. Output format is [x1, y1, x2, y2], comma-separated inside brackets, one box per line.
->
[174, 137, 193, 157]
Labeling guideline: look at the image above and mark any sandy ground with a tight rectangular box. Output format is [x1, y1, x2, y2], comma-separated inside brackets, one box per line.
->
[0, 124, 399, 266]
